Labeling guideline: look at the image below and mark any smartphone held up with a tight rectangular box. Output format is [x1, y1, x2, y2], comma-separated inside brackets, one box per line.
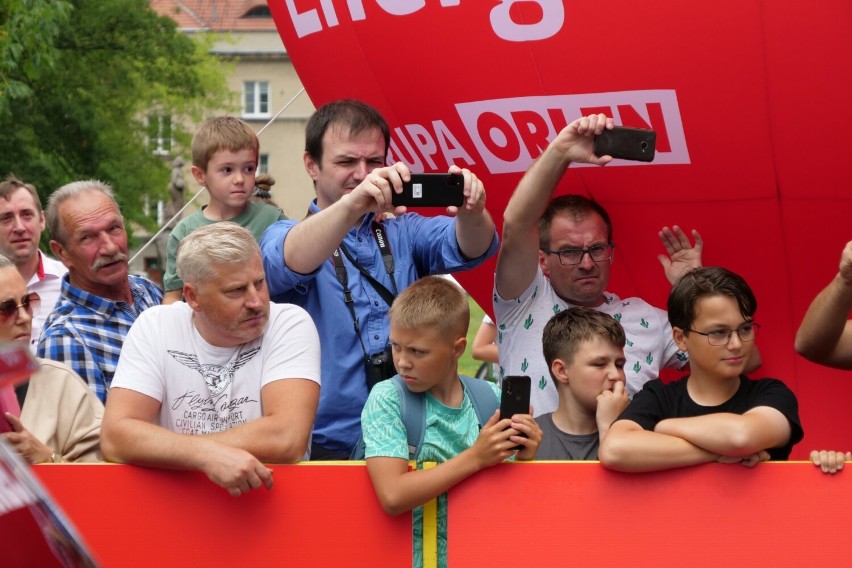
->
[500, 375, 531, 450]
[391, 173, 465, 208]
[594, 125, 657, 162]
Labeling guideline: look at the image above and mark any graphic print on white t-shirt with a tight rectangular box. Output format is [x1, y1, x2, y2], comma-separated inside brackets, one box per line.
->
[167, 346, 261, 428]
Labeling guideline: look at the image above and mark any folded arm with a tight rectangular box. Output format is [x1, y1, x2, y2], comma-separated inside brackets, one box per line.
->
[102, 387, 279, 496]
[599, 419, 719, 472]
[653, 406, 791, 457]
[101, 387, 274, 494]
[203, 378, 319, 463]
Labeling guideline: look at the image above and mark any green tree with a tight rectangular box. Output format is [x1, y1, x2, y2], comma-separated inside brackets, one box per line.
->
[0, 0, 232, 235]
[0, 0, 69, 111]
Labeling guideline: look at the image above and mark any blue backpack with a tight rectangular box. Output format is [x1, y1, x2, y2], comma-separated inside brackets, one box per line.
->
[350, 374, 499, 461]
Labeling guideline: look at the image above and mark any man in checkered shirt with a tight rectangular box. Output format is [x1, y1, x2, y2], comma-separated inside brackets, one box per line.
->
[37, 180, 162, 402]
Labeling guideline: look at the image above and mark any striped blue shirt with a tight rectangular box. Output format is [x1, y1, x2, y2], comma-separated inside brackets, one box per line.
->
[36, 274, 163, 402]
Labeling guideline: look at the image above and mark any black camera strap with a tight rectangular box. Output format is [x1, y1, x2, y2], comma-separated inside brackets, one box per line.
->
[331, 247, 370, 360]
[330, 220, 399, 361]
[337, 221, 398, 307]
[339, 246, 396, 307]
[370, 221, 397, 294]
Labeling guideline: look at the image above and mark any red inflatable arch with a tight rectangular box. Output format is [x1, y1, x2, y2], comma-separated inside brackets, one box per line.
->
[269, 0, 852, 458]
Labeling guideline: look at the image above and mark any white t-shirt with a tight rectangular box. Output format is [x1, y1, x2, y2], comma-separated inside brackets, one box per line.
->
[494, 267, 687, 415]
[111, 302, 320, 435]
[28, 252, 67, 351]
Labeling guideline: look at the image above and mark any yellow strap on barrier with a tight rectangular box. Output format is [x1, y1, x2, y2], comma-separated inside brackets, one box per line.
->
[421, 461, 438, 568]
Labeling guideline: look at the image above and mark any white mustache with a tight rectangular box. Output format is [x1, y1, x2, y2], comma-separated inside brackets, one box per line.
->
[91, 253, 128, 270]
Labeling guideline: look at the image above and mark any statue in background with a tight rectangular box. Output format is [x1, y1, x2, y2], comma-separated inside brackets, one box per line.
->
[166, 157, 185, 228]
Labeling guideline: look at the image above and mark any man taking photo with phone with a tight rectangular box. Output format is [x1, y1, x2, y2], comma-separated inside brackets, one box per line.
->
[494, 113, 704, 415]
[261, 99, 498, 460]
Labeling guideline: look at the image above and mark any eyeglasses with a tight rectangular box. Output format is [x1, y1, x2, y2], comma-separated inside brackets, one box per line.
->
[0, 292, 40, 321]
[686, 322, 760, 346]
[540, 244, 615, 266]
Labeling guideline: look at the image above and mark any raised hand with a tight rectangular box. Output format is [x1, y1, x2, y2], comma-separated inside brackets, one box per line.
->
[549, 114, 615, 166]
[838, 241, 852, 284]
[446, 165, 486, 217]
[596, 380, 630, 434]
[658, 225, 703, 285]
[342, 162, 411, 218]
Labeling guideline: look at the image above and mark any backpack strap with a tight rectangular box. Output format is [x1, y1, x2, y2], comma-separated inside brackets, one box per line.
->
[348, 375, 424, 461]
[392, 375, 425, 461]
[367, 376, 498, 463]
[458, 375, 500, 428]
[396, 375, 499, 462]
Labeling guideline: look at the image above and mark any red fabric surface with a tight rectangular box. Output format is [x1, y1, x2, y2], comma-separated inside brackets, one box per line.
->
[269, 0, 852, 458]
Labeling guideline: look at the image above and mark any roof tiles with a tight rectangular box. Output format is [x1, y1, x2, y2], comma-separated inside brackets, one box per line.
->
[150, 0, 276, 31]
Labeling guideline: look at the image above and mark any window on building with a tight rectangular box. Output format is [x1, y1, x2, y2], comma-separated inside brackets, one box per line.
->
[243, 5, 271, 18]
[243, 81, 269, 118]
[258, 154, 269, 175]
[142, 195, 165, 224]
[147, 114, 172, 156]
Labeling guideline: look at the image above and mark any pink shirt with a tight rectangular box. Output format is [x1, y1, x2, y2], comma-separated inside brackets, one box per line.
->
[0, 385, 21, 432]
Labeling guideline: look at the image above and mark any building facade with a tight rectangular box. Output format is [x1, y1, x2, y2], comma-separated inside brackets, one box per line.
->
[150, 0, 317, 219]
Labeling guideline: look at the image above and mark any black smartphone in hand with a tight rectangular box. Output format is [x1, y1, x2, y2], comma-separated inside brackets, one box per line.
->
[594, 125, 656, 162]
[500, 375, 531, 450]
[392, 173, 465, 207]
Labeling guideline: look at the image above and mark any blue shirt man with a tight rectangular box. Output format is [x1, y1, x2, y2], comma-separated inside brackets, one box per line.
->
[260, 100, 498, 458]
[38, 274, 162, 401]
[38, 180, 162, 401]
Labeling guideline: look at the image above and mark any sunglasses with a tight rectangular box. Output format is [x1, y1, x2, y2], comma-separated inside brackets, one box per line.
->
[0, 292, 40, 321]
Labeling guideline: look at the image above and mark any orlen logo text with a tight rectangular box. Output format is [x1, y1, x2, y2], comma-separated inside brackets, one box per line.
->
[455, 90, 690, 174]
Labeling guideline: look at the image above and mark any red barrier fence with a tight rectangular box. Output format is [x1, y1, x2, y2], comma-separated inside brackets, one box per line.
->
[29, 464, 411, 567]
[8, 462, 849, 567]
[449, 461, 852, 566]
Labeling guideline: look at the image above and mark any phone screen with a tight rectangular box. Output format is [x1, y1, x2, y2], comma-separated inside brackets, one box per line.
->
[392, 173, 464, 207]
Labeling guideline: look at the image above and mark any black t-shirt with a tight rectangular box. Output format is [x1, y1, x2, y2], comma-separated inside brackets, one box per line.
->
[616, 375, 804, 460]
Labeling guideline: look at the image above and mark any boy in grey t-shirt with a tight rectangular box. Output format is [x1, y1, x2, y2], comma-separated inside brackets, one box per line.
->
[534, 307, 629, 460]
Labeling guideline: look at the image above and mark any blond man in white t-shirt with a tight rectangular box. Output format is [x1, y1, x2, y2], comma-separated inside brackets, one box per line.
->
[102, 223, 321, 496]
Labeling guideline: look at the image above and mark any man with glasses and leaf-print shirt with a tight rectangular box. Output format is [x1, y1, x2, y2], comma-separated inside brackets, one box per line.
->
[494, 114, 709, 416]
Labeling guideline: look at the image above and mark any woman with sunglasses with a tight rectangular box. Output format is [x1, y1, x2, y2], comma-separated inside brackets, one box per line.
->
[0, 255, 103, 463]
